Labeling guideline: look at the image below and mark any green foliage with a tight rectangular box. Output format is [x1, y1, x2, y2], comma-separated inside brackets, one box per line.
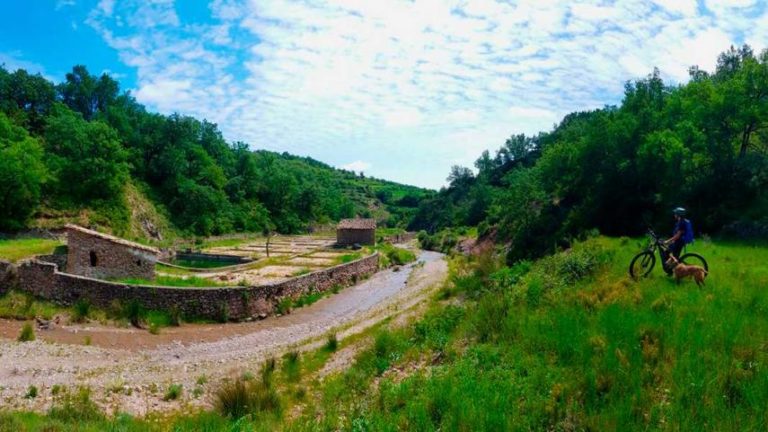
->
[412, 46, 768, 260]
[48, 387, 104, 424]
[17, 322, 35, 342]
[283, 237, 768, 431]
[325, 333, 339, 352]
[0, 64, 428, 238]
[44, 103, 129, 205]
[0, 112, 47, 230]
[24, 386, 38, 399]
[71, 298, 91, 323]
[0, 238, 62, 262]
[163, 384, 183, 401]
[215, 376, 281, 420]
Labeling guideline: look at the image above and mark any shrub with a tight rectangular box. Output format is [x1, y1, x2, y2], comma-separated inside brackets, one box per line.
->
[386, 247, 416, 266]
[18, 322, 35, 342]
[71, 298, 91, 323]
[25, 385, 38, 399]
[325, 333, 339, 352]
[83, 335, 92, 346]
[168, 305, 181, 327]
[123, 300, 144, 328]
[215, 377, 281, 419]
[276, 298, 293, 315]
[163, 384, 183, 401]
[48, 387, 104, 423]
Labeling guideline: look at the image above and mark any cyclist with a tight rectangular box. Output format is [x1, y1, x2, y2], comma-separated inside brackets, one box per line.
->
[664, 207, 693, 260]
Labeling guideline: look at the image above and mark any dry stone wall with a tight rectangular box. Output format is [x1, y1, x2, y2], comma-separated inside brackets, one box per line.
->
[66, 227, 159, 280]
[337, 229, 376, 246]
[17, 253, 379, 321]
[0, 260, 16, 295]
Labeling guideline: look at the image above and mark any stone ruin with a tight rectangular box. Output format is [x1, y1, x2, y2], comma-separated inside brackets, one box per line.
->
[336, 218, 376, 246]
[64, 224, 160, 280]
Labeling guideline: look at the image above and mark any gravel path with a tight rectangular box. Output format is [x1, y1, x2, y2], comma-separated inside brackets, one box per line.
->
[0, 250, 447, 415]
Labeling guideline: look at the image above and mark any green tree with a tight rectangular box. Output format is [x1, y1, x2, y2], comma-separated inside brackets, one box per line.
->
[44, 104, 128, 204]
[0, 112, 47, 230]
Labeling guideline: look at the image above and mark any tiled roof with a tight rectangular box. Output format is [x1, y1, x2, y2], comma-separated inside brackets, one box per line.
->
[65, 224, 160, 254]
[337, 218, 377, 230]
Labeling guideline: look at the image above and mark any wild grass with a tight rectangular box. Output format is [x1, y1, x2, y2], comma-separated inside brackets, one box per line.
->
[3, 236, 766, 431]
[288, 236, 768, 431]
[0, 238, 63, 262]
[335, 252, 362, 264]
[17, 322, 35, 342]
[163, 384, 183, 401]
[0, 290, 64, 320]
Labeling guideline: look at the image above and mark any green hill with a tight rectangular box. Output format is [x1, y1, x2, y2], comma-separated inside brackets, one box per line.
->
[0, 65, 430, 241]
[410, 45, 768, 262]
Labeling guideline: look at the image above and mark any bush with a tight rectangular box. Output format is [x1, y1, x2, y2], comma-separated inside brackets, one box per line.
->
[325, 333, 339, 352]
[18, 322, 35, 342]
[25, 385, 38, 399]
[71, 298, 91, 323]
[215, 377, 281, 419]
[386, 247, 416, 266]
[48, 387, 104, 423]
[163, 384, 183, 401]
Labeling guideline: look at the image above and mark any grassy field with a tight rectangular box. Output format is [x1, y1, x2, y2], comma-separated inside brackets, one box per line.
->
[0, 238, 63, 262]
[2, 236, 767, 431]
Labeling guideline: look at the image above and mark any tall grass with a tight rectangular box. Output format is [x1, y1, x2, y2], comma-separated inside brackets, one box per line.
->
[291, 236, 768, 431]
[0, 238, 63, 262]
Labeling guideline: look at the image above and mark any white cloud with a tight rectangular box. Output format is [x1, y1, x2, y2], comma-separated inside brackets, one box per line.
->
[342, 160, 371, 172]
[0, 51, 51, 79]
[56, 0, 76, 10]
[85, 0, 768, 188]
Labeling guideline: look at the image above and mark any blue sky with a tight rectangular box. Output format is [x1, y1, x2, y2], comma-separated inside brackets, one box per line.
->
[2, 0, 767, 189]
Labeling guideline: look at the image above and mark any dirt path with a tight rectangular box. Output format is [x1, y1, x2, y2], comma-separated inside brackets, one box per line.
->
[0, 250, 447, 415]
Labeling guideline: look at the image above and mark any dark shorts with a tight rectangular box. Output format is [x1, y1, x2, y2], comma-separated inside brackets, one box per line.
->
[669, 241, 684, 259]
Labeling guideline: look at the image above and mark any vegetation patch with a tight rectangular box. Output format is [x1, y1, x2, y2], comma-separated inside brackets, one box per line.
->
[0, 238, 63, 263]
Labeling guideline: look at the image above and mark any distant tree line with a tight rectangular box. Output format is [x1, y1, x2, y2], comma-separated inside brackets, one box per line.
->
[0, 65, 428, 235]
[410, 45, 768, 262]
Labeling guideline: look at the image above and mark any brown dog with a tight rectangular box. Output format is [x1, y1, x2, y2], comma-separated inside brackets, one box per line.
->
[665, 256, 708, 286]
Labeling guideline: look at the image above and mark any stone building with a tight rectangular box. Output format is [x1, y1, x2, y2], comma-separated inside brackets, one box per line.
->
[336, 218, 376, 246]
[65, 224, 160, 280]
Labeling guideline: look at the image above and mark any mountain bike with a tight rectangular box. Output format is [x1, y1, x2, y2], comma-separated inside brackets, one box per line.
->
[628, 229, 708, 279]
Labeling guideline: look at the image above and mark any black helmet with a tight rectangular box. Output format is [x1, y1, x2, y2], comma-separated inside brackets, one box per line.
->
[673, 207, 686, 216]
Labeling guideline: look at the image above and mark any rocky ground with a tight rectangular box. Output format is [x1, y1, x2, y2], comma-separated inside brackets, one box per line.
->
[0, 249, 447, 415]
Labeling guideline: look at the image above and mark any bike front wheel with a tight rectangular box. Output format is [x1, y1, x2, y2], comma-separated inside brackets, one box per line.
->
[679, 253, 708, 272]
[629, 251, 655, 279]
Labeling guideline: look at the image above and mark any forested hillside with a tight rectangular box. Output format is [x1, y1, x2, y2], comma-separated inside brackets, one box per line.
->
[410, 45, 768, 262]
[0, 65, 430, 239]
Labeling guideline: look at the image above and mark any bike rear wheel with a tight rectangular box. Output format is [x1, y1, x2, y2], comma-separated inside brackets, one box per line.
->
[679, 253, 708, 272]
[629, 251, 655, 279]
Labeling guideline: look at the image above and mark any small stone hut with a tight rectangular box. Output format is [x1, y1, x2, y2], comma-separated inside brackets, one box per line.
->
[336, 218, 376, 246]
[65, 224, 160, 280]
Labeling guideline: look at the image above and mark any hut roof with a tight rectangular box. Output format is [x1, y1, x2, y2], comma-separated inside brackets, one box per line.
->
[65, 224, 160, 254]
[337, 218, 377, 230]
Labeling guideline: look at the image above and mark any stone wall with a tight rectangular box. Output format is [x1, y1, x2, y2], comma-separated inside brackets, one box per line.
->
[66, 227, 159, 281]
[0, 260, 16, 295]
[17, 252, 379, 321]
[337, 229, 376, 246]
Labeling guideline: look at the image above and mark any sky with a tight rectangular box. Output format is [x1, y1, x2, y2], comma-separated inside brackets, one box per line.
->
[1, 1, 768, 189]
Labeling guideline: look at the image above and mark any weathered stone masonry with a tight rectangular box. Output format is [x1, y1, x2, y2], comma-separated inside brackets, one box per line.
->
[337, 218, 376, 246]
[65, 224, 159, 281]
[17, 252, 379, 321]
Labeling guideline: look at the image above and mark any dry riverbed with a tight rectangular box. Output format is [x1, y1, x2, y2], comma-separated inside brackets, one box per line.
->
[0, 250, 447, 415]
